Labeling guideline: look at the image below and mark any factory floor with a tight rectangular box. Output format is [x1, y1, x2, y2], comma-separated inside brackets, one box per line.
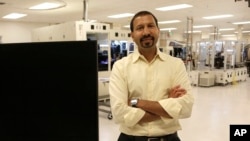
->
[98, 77, 250, 141]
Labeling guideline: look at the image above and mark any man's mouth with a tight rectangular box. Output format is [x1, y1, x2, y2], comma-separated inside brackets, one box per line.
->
[141, 36, 154, 42]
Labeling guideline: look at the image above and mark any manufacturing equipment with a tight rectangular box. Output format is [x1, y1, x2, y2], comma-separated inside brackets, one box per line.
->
[32, 21, 111, 71]
[243, 44, 250, 76]
[109, 29, 134, 69]
[189, 40, 248, 86]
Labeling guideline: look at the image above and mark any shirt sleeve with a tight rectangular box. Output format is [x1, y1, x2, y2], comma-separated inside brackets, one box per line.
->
[158, 59, 194, 119]
[109, 61, 145, 127]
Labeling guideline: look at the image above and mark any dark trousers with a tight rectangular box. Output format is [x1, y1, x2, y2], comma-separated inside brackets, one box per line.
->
[118, 132, 181, 141]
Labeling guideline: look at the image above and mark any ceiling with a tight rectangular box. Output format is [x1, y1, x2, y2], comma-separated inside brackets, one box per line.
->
[0, 0, 250, 35]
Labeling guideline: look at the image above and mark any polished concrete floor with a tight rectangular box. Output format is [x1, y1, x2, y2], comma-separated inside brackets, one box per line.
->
[99, 77, 250, 141]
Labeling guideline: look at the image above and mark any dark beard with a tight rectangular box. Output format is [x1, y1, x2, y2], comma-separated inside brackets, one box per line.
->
[140, 35, 154, 48]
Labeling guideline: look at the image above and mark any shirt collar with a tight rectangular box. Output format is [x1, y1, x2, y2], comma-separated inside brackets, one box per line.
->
[132, 47, 167, 63]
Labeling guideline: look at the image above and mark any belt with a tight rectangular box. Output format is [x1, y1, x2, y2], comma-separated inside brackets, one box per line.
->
[120, 132, 179, 141]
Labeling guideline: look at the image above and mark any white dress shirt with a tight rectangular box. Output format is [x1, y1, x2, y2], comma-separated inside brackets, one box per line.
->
[109, 48, 194, 136]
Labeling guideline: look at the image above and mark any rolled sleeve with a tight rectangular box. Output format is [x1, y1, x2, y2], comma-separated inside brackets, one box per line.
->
[124, 108, 145, 127]
[158, 58, 194, 119]
[159, 98, 182, 119]
[158, 93, 194, 119]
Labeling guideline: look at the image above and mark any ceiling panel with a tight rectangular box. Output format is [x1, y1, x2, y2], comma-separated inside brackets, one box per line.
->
[0, 0, 249, 34]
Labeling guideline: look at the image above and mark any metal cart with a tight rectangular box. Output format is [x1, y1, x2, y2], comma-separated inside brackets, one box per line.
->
[98, 78, 112, 120]
[98, 95, 112, 120]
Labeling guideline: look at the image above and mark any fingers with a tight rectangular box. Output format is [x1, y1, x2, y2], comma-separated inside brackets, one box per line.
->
[169, 87, 184, 95]
[169, 92, 182, 98]
[174, 91, 186, 98]
[168, 85, 187, 98]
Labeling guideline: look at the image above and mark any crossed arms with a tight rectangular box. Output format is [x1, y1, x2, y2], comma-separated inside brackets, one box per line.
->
[129, 85, 187, 123]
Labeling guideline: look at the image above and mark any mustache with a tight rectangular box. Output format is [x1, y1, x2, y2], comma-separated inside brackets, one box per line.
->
[140, 35, 154, 41]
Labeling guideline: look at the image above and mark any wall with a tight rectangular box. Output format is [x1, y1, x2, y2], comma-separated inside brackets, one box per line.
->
[0, 21, 49, 43]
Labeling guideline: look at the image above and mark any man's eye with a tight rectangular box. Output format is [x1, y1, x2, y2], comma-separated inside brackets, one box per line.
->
[136, 27, 143, 30]
[148, 25, 156, 28]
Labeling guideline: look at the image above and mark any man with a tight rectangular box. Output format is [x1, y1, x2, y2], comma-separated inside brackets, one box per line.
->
[109, 11, 194, 141]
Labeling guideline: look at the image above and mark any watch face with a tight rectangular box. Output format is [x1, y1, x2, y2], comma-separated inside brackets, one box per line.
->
[131, 99, 138, 107]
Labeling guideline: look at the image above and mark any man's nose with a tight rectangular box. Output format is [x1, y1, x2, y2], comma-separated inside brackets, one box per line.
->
[143, 27, 150, 36]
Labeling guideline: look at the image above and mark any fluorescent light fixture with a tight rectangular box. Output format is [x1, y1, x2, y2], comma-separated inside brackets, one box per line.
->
[108, 13, 134, 18]
[160, 28, 177, 31]
[29, 2, 63, 10]
[232, 21, 250, 25]
[158, 20, 181, 24]
[235, 31, 250, 33]
[156, 4, 192, 11]
[185, 30, 202, 33]
[210, 33, 221, 35]
[2, 13, 27, 19]
[203, 14, 233, 19]
[219, 28, 235, 31]
[193, 25, 213, 28]
[221, 34, 236, 37]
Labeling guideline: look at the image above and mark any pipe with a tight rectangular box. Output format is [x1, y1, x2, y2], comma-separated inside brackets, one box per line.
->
[83, 0, 88, 22]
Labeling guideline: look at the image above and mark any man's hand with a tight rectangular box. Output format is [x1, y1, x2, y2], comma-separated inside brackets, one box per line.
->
[168, 85, 187, 98]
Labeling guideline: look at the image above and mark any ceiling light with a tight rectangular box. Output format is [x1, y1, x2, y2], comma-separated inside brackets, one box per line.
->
[210, 33, 221, 35]
[219, 28, 235, 31]
[29, 2, 65, 10]
[185, 30, 202, 33]
[235, 31, 250, 33]
[221, 34, 236, 37]
[193, 25, 213, 28]
[156, 4, 193, 11]
[232, 21, 250, 25]
[203, 14, 233, 19]
[108, 13, 134, 18]
[2, 13, 27, 19]
[158, 20, 181, 24]
[160, 28, 177, 31]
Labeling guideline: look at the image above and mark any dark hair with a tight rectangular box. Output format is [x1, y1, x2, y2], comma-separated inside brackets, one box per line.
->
[130, 11, 159, 32]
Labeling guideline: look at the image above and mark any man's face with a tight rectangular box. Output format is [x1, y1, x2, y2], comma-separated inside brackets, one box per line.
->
[131, 15, 159, 49]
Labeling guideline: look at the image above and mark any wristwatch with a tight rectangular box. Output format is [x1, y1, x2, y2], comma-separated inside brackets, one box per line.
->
[130, 98, 138, 107]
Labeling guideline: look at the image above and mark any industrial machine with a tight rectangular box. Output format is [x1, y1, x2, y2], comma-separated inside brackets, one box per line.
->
[32, 21, 111, 71]
[109, 29, 134, 69]
[199, 70, 215, 87]
[243, 44, 250, 76]
[189, 40, 248, 86]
